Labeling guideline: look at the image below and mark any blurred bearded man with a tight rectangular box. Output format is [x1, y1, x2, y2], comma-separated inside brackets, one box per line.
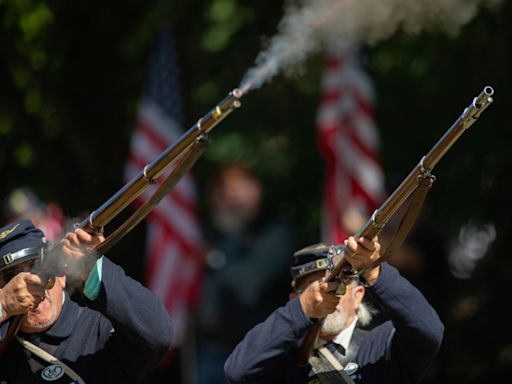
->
[197, 164, 295, 384]
[224, 236, 444, 384]
[0, 220, 172, 383]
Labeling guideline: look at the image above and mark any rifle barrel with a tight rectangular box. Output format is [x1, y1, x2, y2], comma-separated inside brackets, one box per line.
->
[358, 86, 494, 241]
[327, 86, 494, 280]
[79, 89, 242, 232]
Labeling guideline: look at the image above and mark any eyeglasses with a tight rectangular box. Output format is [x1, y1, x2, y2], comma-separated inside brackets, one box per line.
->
[0, 259, 37, 284]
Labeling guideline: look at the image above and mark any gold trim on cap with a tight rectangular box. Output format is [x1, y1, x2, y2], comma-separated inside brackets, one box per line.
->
[0, 223, 20, 239]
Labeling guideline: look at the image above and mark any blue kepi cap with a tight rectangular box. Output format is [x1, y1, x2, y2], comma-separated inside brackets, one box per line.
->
[0, 219, 44, 272]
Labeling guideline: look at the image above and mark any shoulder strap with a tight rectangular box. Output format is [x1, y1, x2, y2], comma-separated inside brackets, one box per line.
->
[16, 336, 86, 384]
[15, 305, 87, 383]
[309, 346, 357, 384]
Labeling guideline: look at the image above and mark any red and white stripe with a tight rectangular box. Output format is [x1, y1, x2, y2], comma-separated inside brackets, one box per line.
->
[125, 101, 203, 347]
[317, 45, 385, 243]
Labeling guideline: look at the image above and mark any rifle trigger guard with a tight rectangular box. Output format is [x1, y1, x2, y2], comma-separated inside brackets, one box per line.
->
[473, 96, 483, 110]
[143, 165, 155, 184]
[196, 118, 204, 132]
[83, 212, 104, 235]
[417, 157, 436, 184]
[370, 210, 386, 229]
[196, 133, 210, 146]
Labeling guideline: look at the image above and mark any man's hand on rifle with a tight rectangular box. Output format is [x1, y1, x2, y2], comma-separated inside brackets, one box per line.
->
[0, 271, 45, 320]
[60, 228, 105, 282]
[299, 278, 341, 319]
[344, 236, 381, 286]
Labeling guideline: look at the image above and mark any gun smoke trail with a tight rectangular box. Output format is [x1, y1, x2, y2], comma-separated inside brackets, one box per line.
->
[239, 0, 503, 95]
[239, 0, 349, 94]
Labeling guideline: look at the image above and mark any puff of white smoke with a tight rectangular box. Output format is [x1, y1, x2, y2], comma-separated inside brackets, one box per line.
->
[240, 0, 503, 92]
[449, 222, 496, 279]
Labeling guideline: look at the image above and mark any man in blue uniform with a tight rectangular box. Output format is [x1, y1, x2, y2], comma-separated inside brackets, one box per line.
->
[224, 236, 444, 383]
[0, 220, 172, 383]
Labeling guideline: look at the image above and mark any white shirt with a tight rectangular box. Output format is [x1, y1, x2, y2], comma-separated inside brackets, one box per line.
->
[332, 318, 358, 352]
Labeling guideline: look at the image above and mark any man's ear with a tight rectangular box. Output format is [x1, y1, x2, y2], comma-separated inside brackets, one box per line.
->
[353, 285, 365, 309]
[289, 292, 297, 301]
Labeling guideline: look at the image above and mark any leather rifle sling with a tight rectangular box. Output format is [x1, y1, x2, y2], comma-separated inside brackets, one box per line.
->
[373, 174, 435, 268]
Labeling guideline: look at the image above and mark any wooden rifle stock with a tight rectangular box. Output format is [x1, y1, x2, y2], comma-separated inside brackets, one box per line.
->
[0, 88, 242, 358]
[296, 86, 494, 364]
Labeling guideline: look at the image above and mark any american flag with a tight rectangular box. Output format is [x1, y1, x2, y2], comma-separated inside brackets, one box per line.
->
[124, 29, 203, 349]
[317, 45, 385, 243]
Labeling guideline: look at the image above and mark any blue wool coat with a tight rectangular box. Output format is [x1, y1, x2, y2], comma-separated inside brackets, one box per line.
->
[0, 257, 172, 383]
[224, 263, 444, 384]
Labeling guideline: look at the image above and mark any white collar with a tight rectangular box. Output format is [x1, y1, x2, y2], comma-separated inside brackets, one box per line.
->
[331, 318, 358, 351]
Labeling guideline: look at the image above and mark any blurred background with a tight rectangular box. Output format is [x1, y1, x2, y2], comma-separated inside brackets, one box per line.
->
[0, 0, 511, 383]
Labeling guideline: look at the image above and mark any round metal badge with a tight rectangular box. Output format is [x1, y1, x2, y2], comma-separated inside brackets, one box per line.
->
[41, 365, 65, 381]
[344, 362, 359, 376]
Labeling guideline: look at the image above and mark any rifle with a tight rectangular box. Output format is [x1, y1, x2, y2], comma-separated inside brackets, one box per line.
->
[296, 86, 494, 364]
[0, 88, 242, 357]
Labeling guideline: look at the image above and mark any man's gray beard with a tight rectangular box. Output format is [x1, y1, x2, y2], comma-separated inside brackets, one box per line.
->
[321, 310, 347, 335]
